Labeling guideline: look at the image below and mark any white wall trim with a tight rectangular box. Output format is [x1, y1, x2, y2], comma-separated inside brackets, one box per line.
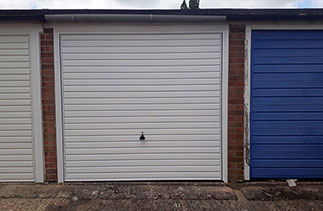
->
[221, 25, 229, 183]
[54, 29, 65, 183]
[0, 24, 44, 183]
[244, 24, 323, 181]
[49, 22, 230, 34]
[0, 23, 42, 33]
[244, 25, 251, 181]
[53, 23, 230, 182]
[30, 30, 45, 183]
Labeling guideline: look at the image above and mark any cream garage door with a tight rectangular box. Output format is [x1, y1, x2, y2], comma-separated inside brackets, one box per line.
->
[0, 34, 37, 182]
[60, 27, 224, 181]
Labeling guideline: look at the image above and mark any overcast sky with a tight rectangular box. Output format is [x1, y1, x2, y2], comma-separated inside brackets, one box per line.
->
[0, 0, 322, 9]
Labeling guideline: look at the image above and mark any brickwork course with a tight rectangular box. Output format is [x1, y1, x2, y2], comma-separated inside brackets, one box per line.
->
[228, 25, 246, 182]
[41, 28, 57, 181]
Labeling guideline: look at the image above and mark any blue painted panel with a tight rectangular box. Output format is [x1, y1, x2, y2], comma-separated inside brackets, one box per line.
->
[253, 30, 323, 40]
[253, 40, 323, 49]
[250, 30, 323, 178]
[252, 145, 323, 159]
[253, 136, 323, 144]
[253, 104, 323, 111]
[253, 128, 323, 136]
[252, 160, 323, 168]
[253, 80, 323, 88]
[253, 73, 323, 80]
[254, 48, 323, 57]
[254, 56, 323, 64]
[253, 113, 323, 121]
[253, 121, 323, 129]
[251, 168, 323, 178]
[253, 65, 323, 73]
[253, 97, 323, 104]
[253, 89, 323, 97]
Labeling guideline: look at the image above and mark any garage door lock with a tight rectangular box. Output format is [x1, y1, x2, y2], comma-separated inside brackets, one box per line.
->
[140, 131, 145, 141]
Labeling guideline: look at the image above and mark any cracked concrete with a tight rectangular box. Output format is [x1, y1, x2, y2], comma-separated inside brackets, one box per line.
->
[0, 182, 322, 210]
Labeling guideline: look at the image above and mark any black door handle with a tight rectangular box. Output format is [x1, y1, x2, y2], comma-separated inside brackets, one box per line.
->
[140, 131, 145, 141]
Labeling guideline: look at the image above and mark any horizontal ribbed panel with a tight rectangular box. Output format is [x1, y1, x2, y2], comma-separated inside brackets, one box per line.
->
[0, 35, 34, 182]
[61, 30, 222, 181]
[250, 30, 323, 179]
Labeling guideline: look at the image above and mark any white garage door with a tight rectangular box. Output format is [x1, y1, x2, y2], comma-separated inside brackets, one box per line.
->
[0, 34, 36, 181]
[60, 26, 224, 181]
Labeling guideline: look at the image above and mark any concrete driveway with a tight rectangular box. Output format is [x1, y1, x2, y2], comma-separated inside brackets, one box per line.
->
[0, 182, 322, 211]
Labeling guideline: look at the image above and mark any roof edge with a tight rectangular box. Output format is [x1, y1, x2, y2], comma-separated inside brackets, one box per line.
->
[0, 9, 323, 22]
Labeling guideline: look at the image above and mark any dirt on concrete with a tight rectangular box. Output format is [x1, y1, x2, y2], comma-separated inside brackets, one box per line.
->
[0, 182, 322, 211]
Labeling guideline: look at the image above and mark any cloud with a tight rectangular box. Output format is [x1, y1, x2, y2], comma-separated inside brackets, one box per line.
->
[0, 0, 318, 9]
[0, 0, 32, 8]
[309, 0, 323, 7]
[114, 0, 161, 8]
[201, 0, 304, 8]
[0, 0, 123, 9]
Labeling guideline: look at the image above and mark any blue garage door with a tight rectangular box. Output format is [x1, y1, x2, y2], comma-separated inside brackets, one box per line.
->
[250, 30, 323, 178]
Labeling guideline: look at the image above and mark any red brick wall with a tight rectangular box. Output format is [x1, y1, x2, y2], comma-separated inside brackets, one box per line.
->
[41, 28, 57, 182]
[228, 25, 245, 182]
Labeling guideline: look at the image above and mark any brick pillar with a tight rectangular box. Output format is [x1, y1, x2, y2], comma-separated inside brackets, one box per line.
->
[228, 25, 245, 182]
[41, 28, 57, 181]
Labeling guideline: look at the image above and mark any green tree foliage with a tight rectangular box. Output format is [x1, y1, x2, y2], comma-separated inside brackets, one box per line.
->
[180, 0, 189, 10]
[189, 0, 200, 9]
[180, 0, 200, 10]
